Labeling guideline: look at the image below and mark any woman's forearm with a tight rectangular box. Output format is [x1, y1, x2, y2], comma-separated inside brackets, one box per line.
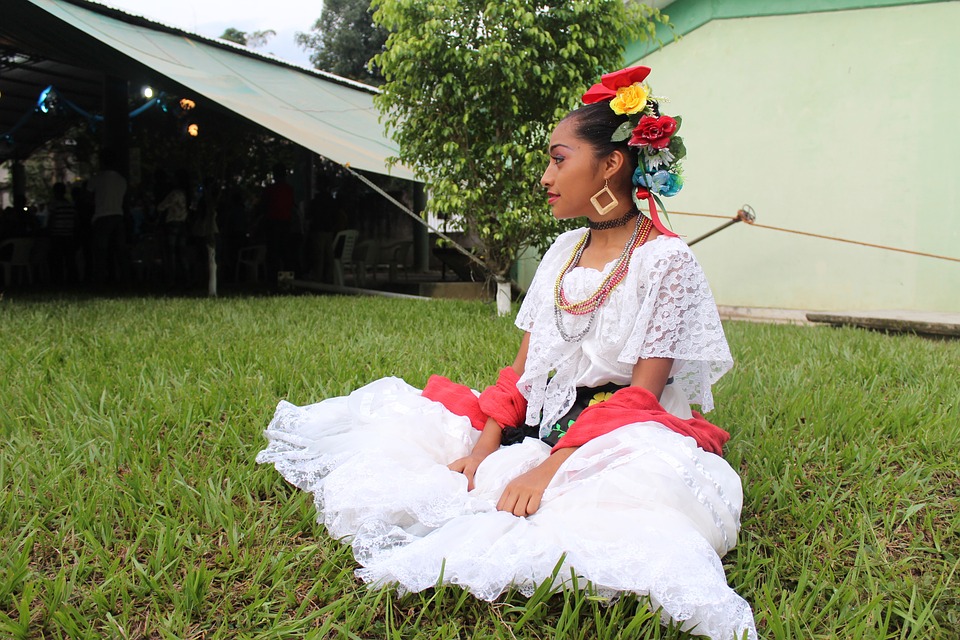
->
[471, 417, 503, 457]
[541, 445, 576, 473]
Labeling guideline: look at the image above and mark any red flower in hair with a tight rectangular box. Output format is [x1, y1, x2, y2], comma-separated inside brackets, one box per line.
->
[628, 115, 677, 150]
[582, 66, 652, 104]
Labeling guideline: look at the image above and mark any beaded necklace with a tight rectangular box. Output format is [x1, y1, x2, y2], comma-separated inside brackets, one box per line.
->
[553, 215, 653, 342]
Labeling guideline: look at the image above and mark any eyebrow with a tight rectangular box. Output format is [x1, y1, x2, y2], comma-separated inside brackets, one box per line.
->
[549, 144, 574, 153]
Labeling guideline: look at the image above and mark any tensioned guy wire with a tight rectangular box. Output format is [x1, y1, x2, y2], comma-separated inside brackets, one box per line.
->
[672, 210, 960, 264]
[339, 169, 960, 268]
[341, 164, 492, 275]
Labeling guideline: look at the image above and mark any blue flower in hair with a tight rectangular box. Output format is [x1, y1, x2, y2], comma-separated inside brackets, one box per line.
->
[631, 167, 646, 187]
[661, 172, 683, 197]
[633, 168, 683, 197]
[632, 169, 668, 194]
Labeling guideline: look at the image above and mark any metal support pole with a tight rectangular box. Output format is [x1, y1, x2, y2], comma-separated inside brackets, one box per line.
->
[11, 161, 26, 211]
[412, 183, 429, 272]
[687, 205, 756, 246]
[103, 76, 129, 177]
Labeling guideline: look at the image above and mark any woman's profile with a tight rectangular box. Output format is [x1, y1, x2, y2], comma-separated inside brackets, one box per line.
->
[258, 66, 757, 640]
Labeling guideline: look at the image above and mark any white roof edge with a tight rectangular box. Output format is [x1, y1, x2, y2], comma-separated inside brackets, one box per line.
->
[72, 0, 381, 95]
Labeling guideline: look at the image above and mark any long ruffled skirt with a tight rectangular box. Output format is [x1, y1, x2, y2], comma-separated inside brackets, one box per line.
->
[256, 377, 757, 640]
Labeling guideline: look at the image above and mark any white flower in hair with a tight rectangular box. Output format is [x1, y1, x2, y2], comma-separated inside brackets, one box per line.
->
[643, 147, 676, 171]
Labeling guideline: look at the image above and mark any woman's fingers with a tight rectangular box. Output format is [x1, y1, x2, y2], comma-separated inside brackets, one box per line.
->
[524, 491, 542, 516]
[496, 488, 515, 514]
[497, 477, 543, 517]
[446, 457, 467, 473]
[464, 464, 477, 491]
[447, 456, 478, 491]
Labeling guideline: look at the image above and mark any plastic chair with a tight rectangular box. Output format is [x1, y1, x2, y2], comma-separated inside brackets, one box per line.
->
[331, 230, 359, 287]
[386, 241, 413, 281]
[354, 239, 380, 287]
[235, 244, 267, 283]
[0, 238, 35, 286]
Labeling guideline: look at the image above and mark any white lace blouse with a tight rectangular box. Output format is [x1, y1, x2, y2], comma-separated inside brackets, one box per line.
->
[516, 229, 733, 435]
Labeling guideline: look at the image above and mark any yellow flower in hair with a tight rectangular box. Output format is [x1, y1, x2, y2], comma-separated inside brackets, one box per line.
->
[610, 83, 649, 115]
[589, 392, 615, 406]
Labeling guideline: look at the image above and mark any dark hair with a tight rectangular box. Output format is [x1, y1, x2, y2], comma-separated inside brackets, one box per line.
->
[562, 102, 639, 174]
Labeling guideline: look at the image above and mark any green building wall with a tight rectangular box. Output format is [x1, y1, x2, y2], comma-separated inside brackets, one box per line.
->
[625, 0, 959, 312]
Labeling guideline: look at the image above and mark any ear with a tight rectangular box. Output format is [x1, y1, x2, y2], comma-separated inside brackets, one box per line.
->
[602, 149, 627, 181]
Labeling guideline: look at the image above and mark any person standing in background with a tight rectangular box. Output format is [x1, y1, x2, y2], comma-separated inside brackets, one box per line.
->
[156, 169, 192, 289]
[260, 162, 295, 284]
[47, 182, 79, 284]
[87, 148, 127, 286]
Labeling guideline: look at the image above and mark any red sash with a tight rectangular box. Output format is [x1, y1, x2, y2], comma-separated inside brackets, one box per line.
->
[553, 386, 729, 455]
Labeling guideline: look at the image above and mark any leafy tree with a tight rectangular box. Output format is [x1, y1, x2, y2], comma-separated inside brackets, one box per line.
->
[372, 0, 663, 279]
[219, 28, 247, 45]
[247, 30, 277, 49]
[23, 125, 95, 204]
[219, 28, 276, 49]
[296, 0, 387, 85]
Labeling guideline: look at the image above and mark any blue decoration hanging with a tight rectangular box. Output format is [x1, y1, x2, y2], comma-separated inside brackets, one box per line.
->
[1, 85, 169, 152]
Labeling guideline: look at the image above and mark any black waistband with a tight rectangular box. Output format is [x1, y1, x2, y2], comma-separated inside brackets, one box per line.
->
[501, 378, 673, 447]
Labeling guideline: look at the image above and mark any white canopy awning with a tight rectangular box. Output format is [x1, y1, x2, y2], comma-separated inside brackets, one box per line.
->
[18, 0, 413, 180]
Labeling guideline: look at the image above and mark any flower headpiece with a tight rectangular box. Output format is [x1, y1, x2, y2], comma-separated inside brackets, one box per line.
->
[583, 66, 685, 237]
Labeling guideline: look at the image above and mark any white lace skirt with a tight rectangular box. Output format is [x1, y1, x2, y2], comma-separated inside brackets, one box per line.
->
[256, 377, 757, 640]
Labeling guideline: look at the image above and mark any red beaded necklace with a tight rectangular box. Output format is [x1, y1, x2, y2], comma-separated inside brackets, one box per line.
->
[554, 216, 653, 316]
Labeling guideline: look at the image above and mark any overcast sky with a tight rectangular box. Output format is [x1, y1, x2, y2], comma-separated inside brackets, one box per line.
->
[99, 0, 321, 66]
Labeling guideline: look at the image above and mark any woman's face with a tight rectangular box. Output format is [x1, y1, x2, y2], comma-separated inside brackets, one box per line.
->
[540, 117, 606, 221]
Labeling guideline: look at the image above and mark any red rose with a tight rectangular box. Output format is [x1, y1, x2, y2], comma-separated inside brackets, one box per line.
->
[582, 66, 651, 104]
[627, 115, 677, 150]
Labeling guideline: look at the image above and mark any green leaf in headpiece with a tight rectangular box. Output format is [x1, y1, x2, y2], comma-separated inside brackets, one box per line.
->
[673, 115, 682, 133]
[611, 120, 635, 142]
[669, 136, 687, 161]
[652, 193, 675, 230]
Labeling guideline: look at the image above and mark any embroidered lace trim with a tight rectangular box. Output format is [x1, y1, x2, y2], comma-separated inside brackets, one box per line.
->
[516, 232, 733, 433]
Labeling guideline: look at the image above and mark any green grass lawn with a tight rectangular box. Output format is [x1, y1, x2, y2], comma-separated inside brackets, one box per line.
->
[1, 293, 957, 639]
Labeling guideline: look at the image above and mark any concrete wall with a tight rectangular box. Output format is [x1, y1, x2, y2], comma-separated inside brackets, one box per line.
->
[628, 1, 959, 312]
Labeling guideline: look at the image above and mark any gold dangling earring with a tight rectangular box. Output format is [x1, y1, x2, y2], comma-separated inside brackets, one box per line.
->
[590, 179, 619, 216]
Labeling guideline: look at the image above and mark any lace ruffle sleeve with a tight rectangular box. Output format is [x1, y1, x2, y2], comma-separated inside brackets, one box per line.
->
[620, 240, 733, 412]
[516, 230, 583, 333]
[515, 231, 588, 429]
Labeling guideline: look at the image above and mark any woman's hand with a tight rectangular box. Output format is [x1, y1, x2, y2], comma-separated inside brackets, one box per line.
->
[448, 417, 502, 491]
[496, 465, 554, 516]
[449, 333, 530, 492]
[447, 453, 488, 491]
[497, 447, 576, 517]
